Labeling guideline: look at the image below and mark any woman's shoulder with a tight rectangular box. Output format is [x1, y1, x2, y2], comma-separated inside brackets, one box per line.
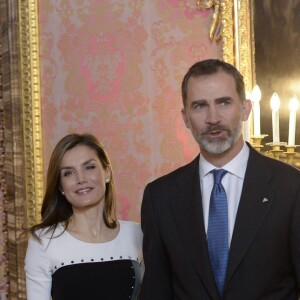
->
[119, 220, 141, 231]
[117, 220, 143, 262]
[118, 220, 143, 240]
[31, 223, 66, 241]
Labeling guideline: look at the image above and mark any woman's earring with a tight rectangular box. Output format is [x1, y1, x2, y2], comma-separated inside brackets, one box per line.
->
[105, 178, 110, 183]
[61, 191, 65, 195]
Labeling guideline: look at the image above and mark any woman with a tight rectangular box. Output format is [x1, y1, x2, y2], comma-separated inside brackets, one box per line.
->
[25, 133, 143, 300]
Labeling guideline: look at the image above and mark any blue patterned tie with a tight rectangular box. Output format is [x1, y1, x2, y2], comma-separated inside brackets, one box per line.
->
[207, 169, 229, 295]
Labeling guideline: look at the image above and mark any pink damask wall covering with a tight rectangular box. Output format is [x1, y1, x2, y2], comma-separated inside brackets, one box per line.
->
[38, 0, 222, 222]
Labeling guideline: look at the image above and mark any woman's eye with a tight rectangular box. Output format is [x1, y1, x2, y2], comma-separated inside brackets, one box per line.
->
[62, 170, 74, 177]
[86, 164, 96, 170]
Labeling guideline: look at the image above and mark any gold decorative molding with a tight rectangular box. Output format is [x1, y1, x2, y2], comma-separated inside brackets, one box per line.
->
[235, 0, 254, 92]
[197, 0, 222, 41]
[220, 0, 234, 65]
[221, 0, 254, 92]
[220, 0, 254, 139]
[19, 0, 44, 227]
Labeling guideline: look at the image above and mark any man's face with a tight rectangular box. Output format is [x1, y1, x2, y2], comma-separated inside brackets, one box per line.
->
[181, 71, 251, 161]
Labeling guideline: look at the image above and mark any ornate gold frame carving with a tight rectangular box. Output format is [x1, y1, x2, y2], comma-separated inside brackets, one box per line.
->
[220, 0, 234, 65]
[221, 0, 254, 92]
[19, 0, 44, 227]
[2, 0, 43, 297]
[220, 0, 254, 140]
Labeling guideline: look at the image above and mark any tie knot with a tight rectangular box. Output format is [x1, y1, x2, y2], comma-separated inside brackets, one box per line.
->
[212, 169, 227, 184]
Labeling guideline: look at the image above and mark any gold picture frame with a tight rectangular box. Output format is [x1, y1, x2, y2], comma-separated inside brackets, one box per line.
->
[221, 0, 254, 92]
[1, 0, 43, 298]
[19, 0, 254, 226]
[3, 0, 255, 298]
[19, 0, 44, 227]
[18, 0, 254, 228]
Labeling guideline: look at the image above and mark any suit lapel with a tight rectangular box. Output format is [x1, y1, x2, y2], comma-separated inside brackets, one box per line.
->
[226, 147, 276, 285]
[170, 157, 220, 299]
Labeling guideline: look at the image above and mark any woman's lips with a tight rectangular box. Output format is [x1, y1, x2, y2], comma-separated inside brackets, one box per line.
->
[76, 187, 93, 195]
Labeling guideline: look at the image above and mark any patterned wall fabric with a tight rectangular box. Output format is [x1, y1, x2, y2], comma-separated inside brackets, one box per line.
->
[39, 0, 222, 222]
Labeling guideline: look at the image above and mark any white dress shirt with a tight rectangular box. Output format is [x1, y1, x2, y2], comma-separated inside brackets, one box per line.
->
[199, 142, 249, 245]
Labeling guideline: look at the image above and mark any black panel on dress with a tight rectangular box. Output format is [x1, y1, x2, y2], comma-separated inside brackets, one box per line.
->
[51, 260, 135, 300]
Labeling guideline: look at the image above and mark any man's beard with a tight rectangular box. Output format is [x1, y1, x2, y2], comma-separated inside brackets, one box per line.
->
[192, 121, 243, 155]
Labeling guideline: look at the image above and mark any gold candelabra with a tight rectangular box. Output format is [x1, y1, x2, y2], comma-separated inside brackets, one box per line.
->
[250, 134, 300, 168]
[247, 85, 299, 168]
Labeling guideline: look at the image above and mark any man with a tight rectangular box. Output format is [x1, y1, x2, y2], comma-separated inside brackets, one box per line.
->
[140, 59, 300, 299]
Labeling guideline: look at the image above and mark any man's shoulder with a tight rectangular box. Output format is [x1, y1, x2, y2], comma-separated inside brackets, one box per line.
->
[147, 155, 199, 189]
[249, 145, 300, 178]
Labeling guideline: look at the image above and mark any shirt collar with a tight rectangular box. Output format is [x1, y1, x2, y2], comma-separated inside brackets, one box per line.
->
[199, 142, 250, 180]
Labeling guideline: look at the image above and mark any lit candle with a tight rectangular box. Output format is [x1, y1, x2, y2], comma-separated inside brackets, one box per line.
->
[270, 92, 280, 143]
[243, 91, 252, 142]
[288, 96, 299, 146]
[252, 85, 261, 136]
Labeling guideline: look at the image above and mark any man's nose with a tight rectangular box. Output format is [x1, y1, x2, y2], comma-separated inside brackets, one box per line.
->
[206, 106, 220, 124]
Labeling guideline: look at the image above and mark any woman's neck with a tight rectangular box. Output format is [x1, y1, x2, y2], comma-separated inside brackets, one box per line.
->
[67, 213, 119, 243]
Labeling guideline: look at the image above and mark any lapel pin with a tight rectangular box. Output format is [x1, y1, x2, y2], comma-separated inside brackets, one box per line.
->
[262, 198, 269, 203]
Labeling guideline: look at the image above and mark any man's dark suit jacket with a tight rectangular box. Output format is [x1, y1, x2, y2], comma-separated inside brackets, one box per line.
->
[140, 144, 300, 299]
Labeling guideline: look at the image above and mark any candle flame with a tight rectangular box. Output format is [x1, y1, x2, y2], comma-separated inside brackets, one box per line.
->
[289, 96, 299, 111]
[270, 93, 280, 111]
[252, 85, 261, 102]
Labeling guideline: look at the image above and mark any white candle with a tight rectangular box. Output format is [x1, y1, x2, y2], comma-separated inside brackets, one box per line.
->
[243, 91, 252, 142]
[270, 93, 280, 143]
[252, 85, 261, 136]
[288, 96, 299, 146]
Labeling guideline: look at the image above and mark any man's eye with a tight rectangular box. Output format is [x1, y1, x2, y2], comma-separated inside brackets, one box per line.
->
[193, 102, 206, 109]
[220, 99, 231, 105]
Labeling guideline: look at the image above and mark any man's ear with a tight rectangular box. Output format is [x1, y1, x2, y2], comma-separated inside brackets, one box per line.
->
[242, 99, 252, 121]
[181, 108, 191, 129]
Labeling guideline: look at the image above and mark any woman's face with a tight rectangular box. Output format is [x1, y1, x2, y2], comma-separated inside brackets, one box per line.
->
[59, 144, 110, 210]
